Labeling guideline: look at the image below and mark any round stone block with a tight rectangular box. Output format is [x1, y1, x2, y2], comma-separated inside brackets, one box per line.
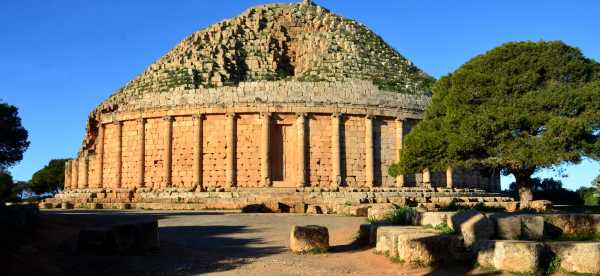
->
[289, 225, 329, 253]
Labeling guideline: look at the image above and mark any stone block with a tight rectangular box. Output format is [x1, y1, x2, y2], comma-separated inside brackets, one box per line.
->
[494, 215, 521, 240]
[367, 205, 397, 221]
[61, 202, 74, 209]
[375, 226, 434, 258]
[521, 215, 544, 240]
[415, 211, 455, 228]
[289, 225, 329, 253]
[493, 241, 544, 273]
[397, 232, 471, 266]
[547, 241, 600, 274]
[451, 210, 494, 247]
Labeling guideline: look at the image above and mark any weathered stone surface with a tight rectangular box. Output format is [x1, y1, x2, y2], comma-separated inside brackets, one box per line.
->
[78, 220, 159, 255]
[492, 241, 544, 273]
[375, 226, 432, 258]
[289, 225, 329, 253]
[397, 232, 471, 266]
[523, 200, 552, 212]
[543, 214, 600, 236]
[520, 215, 544, 240]
[61, 202, 74, 209]
[451, 210, 494, 247]
[492, 214, 544, 240]
[367, 204, 397, 221]
[548, 241, 600, 274]
[414, 211, 455, 228]
[494, 215, 522, 240]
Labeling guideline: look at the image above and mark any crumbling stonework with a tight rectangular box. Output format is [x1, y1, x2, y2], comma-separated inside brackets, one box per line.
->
[52, 1, 504, 211]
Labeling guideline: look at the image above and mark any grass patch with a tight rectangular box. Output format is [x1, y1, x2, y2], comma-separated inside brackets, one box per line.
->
[307, 247, 327, 254]
[423, 222, 455, 234]
[553, 230, 600, 241]
[369, 207, 416, 225]
[547, 255, 561, 274]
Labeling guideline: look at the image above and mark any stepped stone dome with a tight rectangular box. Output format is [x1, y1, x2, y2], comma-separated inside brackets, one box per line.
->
[51, 1, 503, 212]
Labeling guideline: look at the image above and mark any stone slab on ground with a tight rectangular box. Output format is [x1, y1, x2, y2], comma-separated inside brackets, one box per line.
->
[547, 241, 600, 274]
[375, 226, 433, 258]
[289, 225, 329, 253]
[414, 211, 455, 228]
[396, 232, 471, 266]
[476, 240, 545, 273]
[542, 214, 600, 236]
[367, 204, 397, 221]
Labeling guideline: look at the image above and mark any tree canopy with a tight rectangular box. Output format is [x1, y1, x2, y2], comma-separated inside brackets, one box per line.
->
[0, 101, 29, 170]
[390, 41, 600, 202]
[29, 159, 68, 195]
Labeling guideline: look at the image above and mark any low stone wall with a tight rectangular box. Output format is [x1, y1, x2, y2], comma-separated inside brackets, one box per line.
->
[43, 187, 513, 213]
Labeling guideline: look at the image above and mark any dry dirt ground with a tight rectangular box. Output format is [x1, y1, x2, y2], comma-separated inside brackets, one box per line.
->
[3, 210, 511, 276]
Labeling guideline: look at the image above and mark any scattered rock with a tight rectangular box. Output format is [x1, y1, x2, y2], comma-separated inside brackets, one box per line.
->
[289, 225, 329, 253]
[367, 205, 397, 221]
[397, 232, 471, 266]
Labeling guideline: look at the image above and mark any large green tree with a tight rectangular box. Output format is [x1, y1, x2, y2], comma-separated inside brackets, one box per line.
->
[29, 159, 68, 195]
[0, 101, 29, 170]
[390, 41, 600, 203]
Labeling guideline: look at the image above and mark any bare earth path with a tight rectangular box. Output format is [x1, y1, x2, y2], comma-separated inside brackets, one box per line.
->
[7, 211, 507, 276]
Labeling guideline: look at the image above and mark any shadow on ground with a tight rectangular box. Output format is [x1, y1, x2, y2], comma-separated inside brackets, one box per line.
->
[3, 211, 285, 276]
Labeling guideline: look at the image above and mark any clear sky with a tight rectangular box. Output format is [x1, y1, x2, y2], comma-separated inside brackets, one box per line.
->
[1, 0, 598, 190]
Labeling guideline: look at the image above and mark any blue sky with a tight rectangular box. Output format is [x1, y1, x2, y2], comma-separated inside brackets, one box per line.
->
[1, 0, 598, 190]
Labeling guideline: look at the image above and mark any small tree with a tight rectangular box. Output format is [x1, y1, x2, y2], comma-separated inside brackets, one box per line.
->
[29, 159, 69, 195]
[390, 41, 600, 203]
[0, 101, 30, 170]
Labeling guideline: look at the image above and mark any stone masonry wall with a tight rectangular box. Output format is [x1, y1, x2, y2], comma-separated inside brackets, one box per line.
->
[342, 115, 366, 187]
[308, 114, 332, 187]
[203, 114, 228, 188]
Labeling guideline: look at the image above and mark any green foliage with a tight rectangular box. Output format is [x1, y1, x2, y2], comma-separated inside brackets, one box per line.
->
[390, 41, 600, 200]
[373, 207, 416, 225]
[577, 186, 599, 206]
[0, 101, 30, 170]
[554, 230, 600, 241]
[423, 222, 455, 234]
[29, 159, 68, 195]
[547, 255, 562, 274]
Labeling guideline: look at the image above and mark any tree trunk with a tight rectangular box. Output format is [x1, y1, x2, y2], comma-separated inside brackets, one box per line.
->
[514, 169, 534, 204]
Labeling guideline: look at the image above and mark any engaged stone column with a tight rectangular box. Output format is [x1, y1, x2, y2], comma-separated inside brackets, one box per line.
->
[71, 158, 78, 190]
[365, 115, 374, 187]
[192, 114, 203, 190]
[64, 160, 71, 190]
[297, 113, 307, 187]
[81, 153, 89, 188]
[446, 167, 454, 188]
[115, 121, 123, 189]
[422, 168, 431, 187]
[96, 123, 104, 188]
[226, 113, 236, 188]
[331, 112, 342, 188]
[137, 118, 145, 188]
[395, 118, 405, 187]
[260, 112, 271, 187]
[163, 116, 173, 188]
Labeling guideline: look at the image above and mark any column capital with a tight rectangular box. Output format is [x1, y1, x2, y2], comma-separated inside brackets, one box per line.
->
[296, 112, 308, 118]
[192, 113, 204, 121]
[395, 116, 405, 122]
[331, 112, 344, 118]
[137, 117, 145, 124]
[225, 112, 237, 118]
[365, 114, 376, 119]
[113, 120, 123, 126]
[259, 112, 272, 118]
[162, 115, 173, 122]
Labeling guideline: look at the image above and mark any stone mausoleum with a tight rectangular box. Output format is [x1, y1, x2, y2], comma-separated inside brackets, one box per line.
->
[47, 1, 510, 212]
